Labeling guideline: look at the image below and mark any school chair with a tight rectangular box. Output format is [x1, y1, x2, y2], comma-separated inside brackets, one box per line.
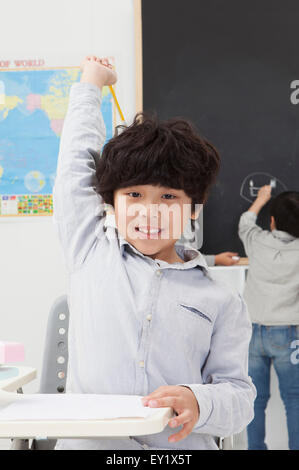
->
[10, 295, 69, 450]
[31, 295, 69, 450]
[11, 295, 233, 450]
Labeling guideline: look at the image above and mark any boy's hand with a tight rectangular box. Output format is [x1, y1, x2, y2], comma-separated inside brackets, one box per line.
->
[248, 184, 272, 215]
[142, 385, 199, 443]
[80, 55, 117, 90]
[256, 185, 272, 204]
[215, 251, 239, 266]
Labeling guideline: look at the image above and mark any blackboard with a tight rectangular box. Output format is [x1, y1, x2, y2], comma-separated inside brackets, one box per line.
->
[142, 0, 299, 255]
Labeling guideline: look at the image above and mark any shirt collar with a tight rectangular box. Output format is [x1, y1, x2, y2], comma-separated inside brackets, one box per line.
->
[104, 211, 210, 275]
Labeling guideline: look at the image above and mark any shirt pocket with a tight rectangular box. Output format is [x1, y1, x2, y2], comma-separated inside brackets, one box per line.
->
[173, 300, 214, 358]
[177, 301, 213, 325]
[153, 299, 213, 369]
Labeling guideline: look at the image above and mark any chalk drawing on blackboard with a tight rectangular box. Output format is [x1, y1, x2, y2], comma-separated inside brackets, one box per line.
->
[240, 172, 287, 203]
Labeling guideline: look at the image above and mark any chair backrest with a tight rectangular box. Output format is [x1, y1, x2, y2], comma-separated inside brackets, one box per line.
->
[39, 295, 69, 394]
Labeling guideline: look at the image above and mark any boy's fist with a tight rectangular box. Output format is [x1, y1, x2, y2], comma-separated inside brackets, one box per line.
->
[215, 252, 239, 266]
[257, 185, 272, 204]
[142, 385, 199, 443]
[80, 55, 117, 89]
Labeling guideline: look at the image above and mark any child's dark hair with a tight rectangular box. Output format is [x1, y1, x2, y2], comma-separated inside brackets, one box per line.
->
[95, 112, 220, 214]
[270, 191, 299, 238]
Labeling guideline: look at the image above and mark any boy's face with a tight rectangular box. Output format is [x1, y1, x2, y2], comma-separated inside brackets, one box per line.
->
[113, 184, 200, 262]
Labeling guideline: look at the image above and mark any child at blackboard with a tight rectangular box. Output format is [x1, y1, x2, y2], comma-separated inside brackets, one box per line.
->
[53, 55, 255, 450]
[238, 186, 299, 450]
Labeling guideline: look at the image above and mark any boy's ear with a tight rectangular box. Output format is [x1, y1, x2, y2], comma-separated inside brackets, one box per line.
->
[270, 215, 276, 230]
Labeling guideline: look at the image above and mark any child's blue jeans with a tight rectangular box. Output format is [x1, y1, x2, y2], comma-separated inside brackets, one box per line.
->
[247, 323, 299, 450]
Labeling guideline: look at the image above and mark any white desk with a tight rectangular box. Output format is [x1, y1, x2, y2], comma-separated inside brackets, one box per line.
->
[209, 265, 248, 294]
[208, 266, 249, 450]
[0, 366, 37, 393]
[0, 367, 173, 440]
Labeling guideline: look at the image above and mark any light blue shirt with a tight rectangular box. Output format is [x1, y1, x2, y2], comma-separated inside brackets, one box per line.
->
[53, 82, 256, 450]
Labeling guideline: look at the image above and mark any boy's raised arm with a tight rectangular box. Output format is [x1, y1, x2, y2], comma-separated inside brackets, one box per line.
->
[53, 56, 117, 271]
[238, 185, 271, 255]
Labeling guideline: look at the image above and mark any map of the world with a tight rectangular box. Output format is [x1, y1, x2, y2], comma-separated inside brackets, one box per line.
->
[0, 68, 114, 216]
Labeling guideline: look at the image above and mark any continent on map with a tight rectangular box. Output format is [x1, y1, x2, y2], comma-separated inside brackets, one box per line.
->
[0, 95, 23, 120]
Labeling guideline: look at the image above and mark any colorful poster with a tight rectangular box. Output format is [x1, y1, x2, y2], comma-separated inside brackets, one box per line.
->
[0, 66, 114, 216]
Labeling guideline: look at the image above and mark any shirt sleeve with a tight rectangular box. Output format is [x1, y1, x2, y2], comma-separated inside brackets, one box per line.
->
[203, 254, 215, 267]
[52, 82, 107, 272]
[238, 210, 263, 256]
[180, 293, 256, 437]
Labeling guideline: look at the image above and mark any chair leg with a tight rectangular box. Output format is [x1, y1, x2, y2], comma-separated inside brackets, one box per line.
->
[10, 439, 30, 450]
[9, 388, 30, 450]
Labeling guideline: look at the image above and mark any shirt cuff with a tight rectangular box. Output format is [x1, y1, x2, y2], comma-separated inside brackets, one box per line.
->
[179, 384, 213, 429]
[204, 254, 215, 267]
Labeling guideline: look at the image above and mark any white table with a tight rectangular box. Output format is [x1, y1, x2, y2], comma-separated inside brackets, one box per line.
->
[208, 266, 249, 449]
[0, 366, 173, 440]
[0, 366, 37, 393]
[209, 265, 248, 294]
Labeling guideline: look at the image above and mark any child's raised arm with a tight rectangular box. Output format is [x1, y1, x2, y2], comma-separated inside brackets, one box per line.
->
[53, 56, 117, 271]
[80, 56, 117, 89]
[247, 185, 272, 215]
[238, 185, 272, 256]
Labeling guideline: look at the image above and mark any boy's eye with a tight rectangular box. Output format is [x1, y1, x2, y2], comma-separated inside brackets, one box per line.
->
[126, 192, 176, 199]
[128, 192, 141, 198]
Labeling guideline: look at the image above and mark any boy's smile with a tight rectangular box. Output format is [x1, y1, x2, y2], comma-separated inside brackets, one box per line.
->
[134, 225, 162, 239]
[113, 184, 200, 263]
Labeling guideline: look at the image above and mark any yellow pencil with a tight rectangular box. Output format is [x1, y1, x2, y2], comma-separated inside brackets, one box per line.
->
[109, 85, 126, 123]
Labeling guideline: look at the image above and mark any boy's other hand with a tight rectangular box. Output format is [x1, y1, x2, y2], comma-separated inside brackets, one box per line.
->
[142, 385, 199, 443]
[257, 185, 272, 204]
[80, 55, 117, 89]
[215, 252, 239, 266]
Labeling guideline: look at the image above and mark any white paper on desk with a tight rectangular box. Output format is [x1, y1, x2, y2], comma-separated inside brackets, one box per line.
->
[0, 393, 158, 421]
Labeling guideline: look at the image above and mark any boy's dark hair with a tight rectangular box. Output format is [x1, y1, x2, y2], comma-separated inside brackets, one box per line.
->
[270, 191, 299, 238]
[95, 112, 220, 214]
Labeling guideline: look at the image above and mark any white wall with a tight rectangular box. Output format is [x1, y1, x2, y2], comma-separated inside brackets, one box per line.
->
[0, 0, 136, 395]
[0, 0, 289, 450]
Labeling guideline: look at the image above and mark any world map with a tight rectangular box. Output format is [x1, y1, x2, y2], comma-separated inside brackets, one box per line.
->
[0, 68, 114, 216]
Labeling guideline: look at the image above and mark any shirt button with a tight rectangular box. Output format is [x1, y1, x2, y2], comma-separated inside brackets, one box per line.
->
[156, 270, 162, 276]
[146, 314, 152, 321]
[139, 360, 145, 368]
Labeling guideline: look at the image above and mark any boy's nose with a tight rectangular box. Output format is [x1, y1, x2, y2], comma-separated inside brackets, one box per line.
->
[138, 202, 159, 218]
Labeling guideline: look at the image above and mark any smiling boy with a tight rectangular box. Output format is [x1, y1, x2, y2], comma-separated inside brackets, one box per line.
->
[53, 56, 256, 450]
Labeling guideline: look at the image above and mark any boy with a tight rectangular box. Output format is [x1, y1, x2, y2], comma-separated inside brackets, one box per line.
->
[238, 186, 299, 450]
[53, 55, 255, 450]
